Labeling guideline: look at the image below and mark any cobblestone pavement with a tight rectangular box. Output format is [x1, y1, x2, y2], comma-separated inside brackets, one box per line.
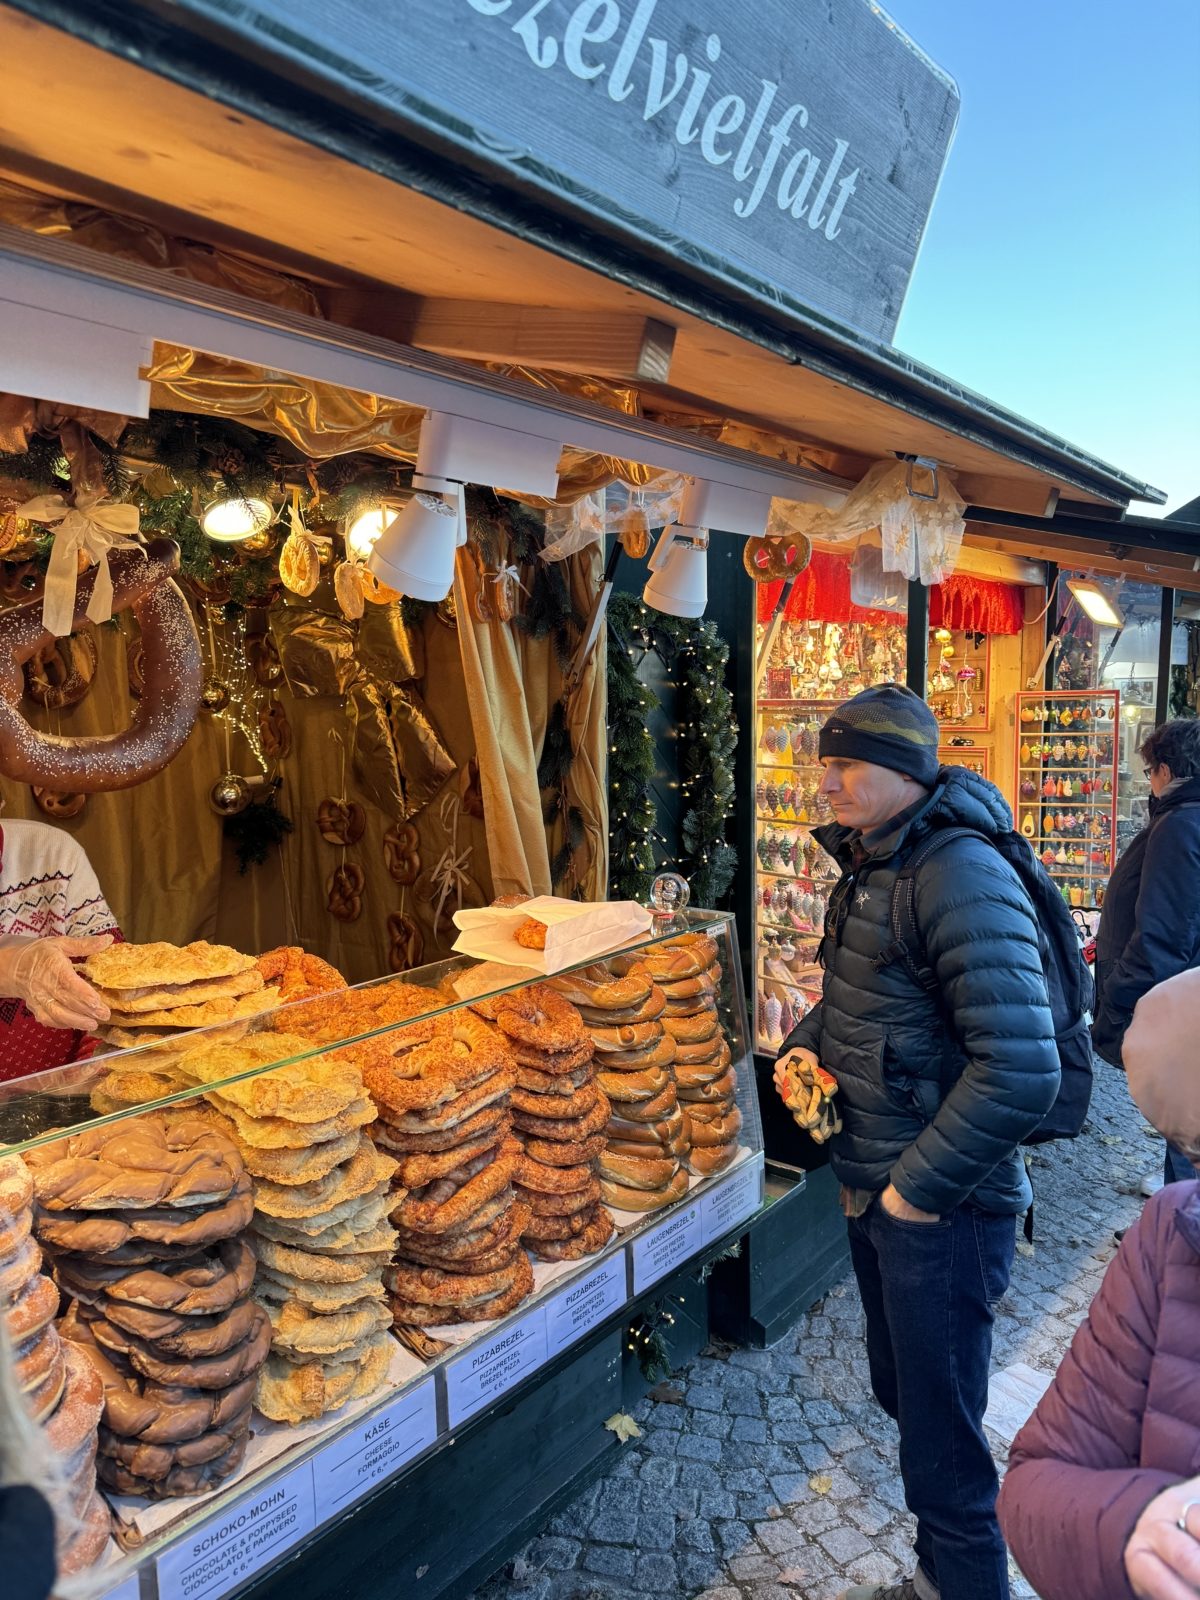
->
[473, 1065, 1160, 1600]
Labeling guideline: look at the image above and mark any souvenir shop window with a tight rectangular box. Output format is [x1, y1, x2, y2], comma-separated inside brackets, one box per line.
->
[1056, 573, 1163, 857]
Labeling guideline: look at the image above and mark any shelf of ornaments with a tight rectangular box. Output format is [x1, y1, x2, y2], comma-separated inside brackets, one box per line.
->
[758, 697, 845, 710]
[758, 922, 822, 941]
[755, 867, 838, 883]
[755, 814, 828, 827]
[757, 967, 823, 991]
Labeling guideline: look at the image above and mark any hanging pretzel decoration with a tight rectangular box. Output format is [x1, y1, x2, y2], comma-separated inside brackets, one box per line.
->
[0, 539, 202, 791]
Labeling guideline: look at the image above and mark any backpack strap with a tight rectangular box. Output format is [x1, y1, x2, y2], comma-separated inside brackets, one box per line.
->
[873, 826, 986, 989]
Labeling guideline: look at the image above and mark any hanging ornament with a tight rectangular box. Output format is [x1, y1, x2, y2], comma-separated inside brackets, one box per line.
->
[333, 561, 366, 621]
[618, 504, 651, 561]
[386, 911, 424, 973]
[383, 821, 422, 886]
[1021, 812, 1035, 839]
[326, 863, 365, 922]
[278, 496, 321, 597]
[23, 630, 99, 710]
[934, 627, 953, 645]
[210, 772, 252, 816]
[201, 675, 231, 713]
[246, 631, 284, 687]
[317, 798, 366, 846]
[32, 787, 87, 820]
[259, 700, 292, 762]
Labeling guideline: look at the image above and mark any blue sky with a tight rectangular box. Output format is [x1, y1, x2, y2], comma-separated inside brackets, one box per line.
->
[889, 0, 1199, 512]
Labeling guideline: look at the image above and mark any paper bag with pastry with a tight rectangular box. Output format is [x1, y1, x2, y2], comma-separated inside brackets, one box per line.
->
[451, 896, 653, 975]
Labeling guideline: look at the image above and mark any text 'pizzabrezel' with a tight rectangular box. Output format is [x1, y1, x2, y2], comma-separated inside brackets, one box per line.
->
[464, 0, 861, 236]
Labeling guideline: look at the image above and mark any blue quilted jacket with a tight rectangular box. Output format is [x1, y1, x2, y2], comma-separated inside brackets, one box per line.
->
[781, 767, 1060, 1216]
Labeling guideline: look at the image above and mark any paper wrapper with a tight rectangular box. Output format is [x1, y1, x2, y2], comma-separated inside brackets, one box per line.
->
[452, 896, 652, 974]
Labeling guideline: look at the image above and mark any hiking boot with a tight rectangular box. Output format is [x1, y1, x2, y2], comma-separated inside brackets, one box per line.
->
[836, 1578, 938, 1600]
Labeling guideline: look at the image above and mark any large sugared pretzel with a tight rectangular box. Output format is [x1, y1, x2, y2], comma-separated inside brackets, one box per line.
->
[0, 539, 202, 791]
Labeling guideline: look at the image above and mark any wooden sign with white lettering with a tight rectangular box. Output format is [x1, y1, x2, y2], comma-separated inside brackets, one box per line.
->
[164, 0, 959, 344]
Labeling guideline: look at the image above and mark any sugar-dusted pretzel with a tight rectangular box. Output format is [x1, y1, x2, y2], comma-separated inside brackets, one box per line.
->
[0, 539, 201, 790]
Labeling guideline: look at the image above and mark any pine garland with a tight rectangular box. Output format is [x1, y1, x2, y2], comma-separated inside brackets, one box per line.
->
[606, 592, 738, 907]
[607, 603, 659, 901]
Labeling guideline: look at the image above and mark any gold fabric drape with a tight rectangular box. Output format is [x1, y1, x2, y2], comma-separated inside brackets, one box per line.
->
[451, 540, 607, 901]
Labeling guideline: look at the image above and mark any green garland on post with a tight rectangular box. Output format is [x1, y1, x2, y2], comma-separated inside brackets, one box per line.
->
[607, 603, 659, 901]
[606, 592, 738, 907]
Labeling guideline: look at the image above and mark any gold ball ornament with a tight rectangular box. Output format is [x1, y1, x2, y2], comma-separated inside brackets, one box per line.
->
[200, 676, 231, 713]
[209, 772, 252, 816]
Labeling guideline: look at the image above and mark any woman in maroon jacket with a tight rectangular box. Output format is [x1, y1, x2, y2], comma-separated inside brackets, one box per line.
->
[997, 967, 1200, 1600]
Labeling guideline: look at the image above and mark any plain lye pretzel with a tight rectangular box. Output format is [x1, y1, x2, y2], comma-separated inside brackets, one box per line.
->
[0, 540, 201, 789]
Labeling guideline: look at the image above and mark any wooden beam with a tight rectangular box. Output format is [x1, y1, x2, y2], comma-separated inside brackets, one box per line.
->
[967, 527, 1200, 596]
[952, 473, 1061, 517]
[410, 301, 676, 383]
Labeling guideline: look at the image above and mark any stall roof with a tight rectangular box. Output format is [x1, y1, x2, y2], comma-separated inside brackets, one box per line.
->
[0, 1, 1165, 516]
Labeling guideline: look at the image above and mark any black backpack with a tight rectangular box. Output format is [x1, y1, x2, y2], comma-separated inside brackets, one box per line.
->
[875, 825, 1095, 1146]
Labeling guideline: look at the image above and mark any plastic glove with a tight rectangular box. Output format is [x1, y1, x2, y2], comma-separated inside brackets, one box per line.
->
[0, 936, 113, 1031]
[773, 1047, 842, 1143]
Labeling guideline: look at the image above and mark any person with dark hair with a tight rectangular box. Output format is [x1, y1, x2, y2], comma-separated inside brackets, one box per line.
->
[773, 683, 1060, 1600]
[1093, 717, 1200, 1186]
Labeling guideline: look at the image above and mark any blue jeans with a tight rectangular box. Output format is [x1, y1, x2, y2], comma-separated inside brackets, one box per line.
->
[847, 1199, 1015, 1600]
[1165, 1141, 1196, 1185]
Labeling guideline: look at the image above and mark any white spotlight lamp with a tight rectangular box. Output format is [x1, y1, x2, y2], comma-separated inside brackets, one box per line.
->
[1066, 576, 1124, 628]
[369, 477, 466, 603]
[643, 523, 710, 619]
[201, 496, 273, 543]
[367, 412, 562, 602]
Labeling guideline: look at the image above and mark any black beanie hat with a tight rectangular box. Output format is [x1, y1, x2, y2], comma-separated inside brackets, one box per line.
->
[818, 683, 940, 785]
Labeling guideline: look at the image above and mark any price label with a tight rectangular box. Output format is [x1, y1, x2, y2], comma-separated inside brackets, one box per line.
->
[700, 1156, 763, 1245]
[544, 1254, 626, 1358]
[445, 1305, 548, 1429]
[311, 1378, 438, 1522]
[631, 1200, 702, 1293]
[157, 1463, 315, 1600]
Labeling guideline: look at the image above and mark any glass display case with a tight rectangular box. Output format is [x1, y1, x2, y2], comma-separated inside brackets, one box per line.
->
[1013, 689, 1120, 911]
[0, 913, 762, 1600]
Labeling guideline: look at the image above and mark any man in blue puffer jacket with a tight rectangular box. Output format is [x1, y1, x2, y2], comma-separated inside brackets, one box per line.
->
[773, 684, 1060, 1600]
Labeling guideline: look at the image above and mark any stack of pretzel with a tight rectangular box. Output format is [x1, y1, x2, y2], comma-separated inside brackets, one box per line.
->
[26, 1113, 269, 1499]
[1, 1152, 108, 1574]
[485, 985, 615, 1262]
[364, 1004, 533, 1327]
[552, 963, 690, 1213]
[644, 934, 742, 1177]
[180, 1036, 396, 1424]
[85, 942, 281, 1116]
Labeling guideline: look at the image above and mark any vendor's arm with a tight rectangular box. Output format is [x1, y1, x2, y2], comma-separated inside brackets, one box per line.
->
[0, 936, 113, 1031]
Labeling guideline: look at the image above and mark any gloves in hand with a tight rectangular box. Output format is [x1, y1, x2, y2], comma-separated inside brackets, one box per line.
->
[0, 936, 113, 1031]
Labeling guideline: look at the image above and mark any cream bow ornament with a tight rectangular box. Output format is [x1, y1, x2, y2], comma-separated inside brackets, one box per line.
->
[17, 491, 142, 638]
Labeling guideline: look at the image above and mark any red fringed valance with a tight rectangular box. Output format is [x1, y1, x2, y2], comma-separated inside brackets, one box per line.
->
[755, 552, 1026, 635]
